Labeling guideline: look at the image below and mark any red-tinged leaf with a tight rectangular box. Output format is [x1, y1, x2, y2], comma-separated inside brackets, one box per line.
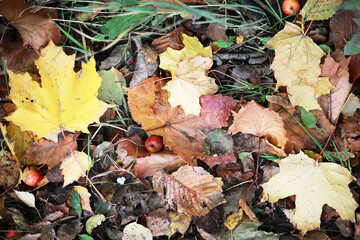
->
[134, 151, 186, 179]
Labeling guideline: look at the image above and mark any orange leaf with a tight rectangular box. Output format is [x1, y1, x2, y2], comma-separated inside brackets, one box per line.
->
[228, 100, 287, 156]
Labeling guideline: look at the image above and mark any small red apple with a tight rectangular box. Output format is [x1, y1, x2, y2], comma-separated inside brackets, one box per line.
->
[145, 135, 163, 153]
[4, 225, 21, 238]
[282, 0, 300, 15]
[22, 166, 43, 187]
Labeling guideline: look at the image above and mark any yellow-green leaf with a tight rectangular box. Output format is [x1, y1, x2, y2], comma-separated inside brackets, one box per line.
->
[261, 151, 358, 235]
[300, 0, 344, 22]
[5, 41, 112, 141]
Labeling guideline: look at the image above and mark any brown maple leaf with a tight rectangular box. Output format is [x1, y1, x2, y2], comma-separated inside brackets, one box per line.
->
[0, 0, 61, 50]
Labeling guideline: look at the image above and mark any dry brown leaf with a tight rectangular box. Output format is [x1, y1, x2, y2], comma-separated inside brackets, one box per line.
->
[153, 165, 226, 216]
[228, 100, 287, 156]
[24, 133, 79, 169]
[115, 135, 150, 167]
[0, 0, 61, 50]
[151, 27, 186, 54]
[134, 151, 186, 179]
[0, 150, 21, 188]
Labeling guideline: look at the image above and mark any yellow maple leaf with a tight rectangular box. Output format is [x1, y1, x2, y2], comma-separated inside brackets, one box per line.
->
[60, 151, 92, 187]
[163, 56, 218, 115]
[159, 34, 217, 115]
[5, 41, 111, 141]
[261, 151, 358, 235]
[264, 22, 334, 111]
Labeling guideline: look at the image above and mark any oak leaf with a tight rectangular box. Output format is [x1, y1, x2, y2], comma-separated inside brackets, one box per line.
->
[5, 41, 112, 142]
[228, 100, 287, 156]
[264, 22, 333, 111]
[261, 151, 358, 235]
[159, 34, 217, 115]
[0, 0, 61, 50]
[153, 165, 226, 216]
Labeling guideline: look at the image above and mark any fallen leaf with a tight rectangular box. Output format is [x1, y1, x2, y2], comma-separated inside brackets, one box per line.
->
[330, 8, 359, 50]
[60, 151, 92, 187]
[0, 0, 61, 50]
[126, 77, 166, 136]
[85, 214, 105, 235]
[300, 0, 343, 22]
[5, 41, 112, 142]
[134, 151, 186, 179]
[14, 190, 36, 208]
[228, 100, 287, 156]
[342, 93, 360, 117]
[264, 22, 333, 110]
[24, 133, 78, 169]
[145, 207, 170, 237]
[152, 93, 236, 163]
[163, 55, 218, 115]
[224, 209, 243, 230]
[151, 27, 185, 54]
[67, 186, 94, 215]
[261, 151, 358, 235]
[159, 33, 216, 115]
[123, 222, 152, 240]
[115, 135, 150, 167]
[97, 67, 126, 106]
[153, 165, 226, 216]
[0, 150, 20, 188]
[169, 211, 192, 236]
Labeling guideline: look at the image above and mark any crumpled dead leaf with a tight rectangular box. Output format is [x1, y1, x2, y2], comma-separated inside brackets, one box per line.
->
[0, 0, 61, 50]
[153, 165, 226, 216]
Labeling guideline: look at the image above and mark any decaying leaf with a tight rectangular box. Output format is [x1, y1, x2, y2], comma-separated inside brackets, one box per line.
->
[153, 165, 226, 216]
[123, 222, 153, 240]
[228, 100, 287, 156]
[264, 22, 333, 111]
[0, 150, 21, 188]
[5, 41, 112, 142]
[261, 151, 358, 235]
[0, 0, 61, 50]
[159, 34, 217, 115]
[24, 133, 78, 169]
[60, 151, 92, 187]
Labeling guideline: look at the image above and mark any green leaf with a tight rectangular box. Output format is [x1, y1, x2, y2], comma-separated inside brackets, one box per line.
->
[342, 93, 360, 117]
[101, 13, 149, 40]
[98, 68, 127, 106]
[70, 191, 82, 218]
[214, 36, 236, 48]
[238, 152, 250, 162]
[319, 44, 332, 54]
[300, 107, 317, 129]
[344, 33, 360, 55]
[79, 234, 94, 240]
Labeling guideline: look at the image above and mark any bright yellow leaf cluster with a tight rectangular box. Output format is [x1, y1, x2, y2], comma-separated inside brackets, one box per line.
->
[264, 22, 334, 111]
[159, 34, 218, 115]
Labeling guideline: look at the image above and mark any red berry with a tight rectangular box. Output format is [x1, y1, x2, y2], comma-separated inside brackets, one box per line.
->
[22, 166, 43, 187]
[4, 225, 21, 238]
[282, 0, 300, 15]
[145, 135, 163, 153]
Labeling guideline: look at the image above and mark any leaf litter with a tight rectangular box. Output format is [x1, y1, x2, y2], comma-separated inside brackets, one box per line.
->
[0, 0, 360, 239]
